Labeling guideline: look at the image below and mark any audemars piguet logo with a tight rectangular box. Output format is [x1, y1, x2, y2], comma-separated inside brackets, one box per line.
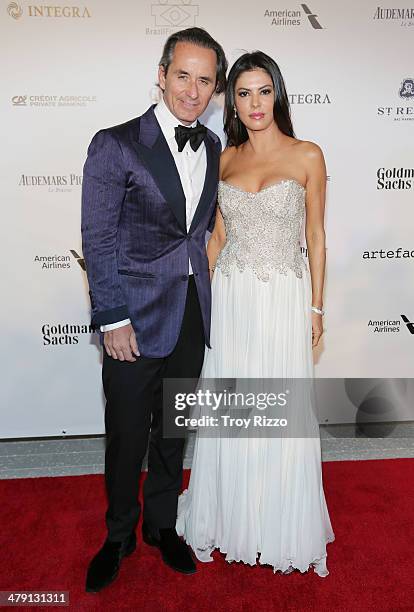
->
[373, 6, 414, 26]
[19, 173, 82, 192]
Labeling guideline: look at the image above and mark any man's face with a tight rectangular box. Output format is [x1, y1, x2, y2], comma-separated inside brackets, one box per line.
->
[158, 42, 217, 125]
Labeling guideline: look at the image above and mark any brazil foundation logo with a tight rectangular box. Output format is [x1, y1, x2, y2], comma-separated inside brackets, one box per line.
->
[147, 0, 199, 35]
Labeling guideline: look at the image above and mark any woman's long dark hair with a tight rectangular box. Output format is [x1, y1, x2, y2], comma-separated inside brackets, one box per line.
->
[224, 51, 295, 146]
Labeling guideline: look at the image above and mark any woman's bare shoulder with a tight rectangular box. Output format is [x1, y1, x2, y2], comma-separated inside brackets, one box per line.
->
[219, 146, 238, 178]
[294, 139, 324, 160]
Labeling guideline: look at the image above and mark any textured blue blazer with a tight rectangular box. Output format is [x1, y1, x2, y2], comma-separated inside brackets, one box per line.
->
[81, 105, 221, 357]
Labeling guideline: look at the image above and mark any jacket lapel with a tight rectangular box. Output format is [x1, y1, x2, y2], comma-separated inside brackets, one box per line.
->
[133, 106, 187, 232]
[189, 133, 219, 234]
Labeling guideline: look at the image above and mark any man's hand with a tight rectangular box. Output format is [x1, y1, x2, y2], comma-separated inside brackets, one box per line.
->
[103, 324, 140, 362]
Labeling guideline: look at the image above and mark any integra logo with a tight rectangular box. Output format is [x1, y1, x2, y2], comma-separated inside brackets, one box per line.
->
[42, 323, 95, 346]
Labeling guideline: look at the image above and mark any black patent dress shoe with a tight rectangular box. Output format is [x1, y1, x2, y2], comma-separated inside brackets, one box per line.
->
[142, 523, 196, 574]
[85, 532, 136, 593]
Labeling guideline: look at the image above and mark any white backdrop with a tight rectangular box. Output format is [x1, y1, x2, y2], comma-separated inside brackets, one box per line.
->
[1, 0, 413, 437]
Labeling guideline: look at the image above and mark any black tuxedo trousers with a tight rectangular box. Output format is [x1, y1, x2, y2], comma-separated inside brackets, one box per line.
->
[103, 276, 205, 542]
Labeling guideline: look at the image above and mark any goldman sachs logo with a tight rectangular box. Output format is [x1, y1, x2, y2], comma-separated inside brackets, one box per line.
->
[42, 323, 96, 346]
[7, 3, 91, 19]
[377, 167, 414, 190]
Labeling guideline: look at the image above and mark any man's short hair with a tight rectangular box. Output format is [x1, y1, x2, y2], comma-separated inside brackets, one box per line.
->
[159, 27, 227, 94]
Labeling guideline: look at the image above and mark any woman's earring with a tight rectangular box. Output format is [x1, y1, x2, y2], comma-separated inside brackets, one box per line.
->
[234, 107, 237, 119]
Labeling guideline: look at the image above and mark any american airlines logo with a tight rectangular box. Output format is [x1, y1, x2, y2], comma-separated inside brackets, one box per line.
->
[264, 4, 324, 28]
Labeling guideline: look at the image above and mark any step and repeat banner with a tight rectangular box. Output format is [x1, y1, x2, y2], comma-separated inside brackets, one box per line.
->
[1, 1, 413, 437]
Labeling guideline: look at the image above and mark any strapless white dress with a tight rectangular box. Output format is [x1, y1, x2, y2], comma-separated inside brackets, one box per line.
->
[176, 179, 335, 577]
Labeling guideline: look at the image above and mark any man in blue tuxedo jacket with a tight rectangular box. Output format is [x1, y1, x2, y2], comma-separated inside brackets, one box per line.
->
[82, 28, 227, 592]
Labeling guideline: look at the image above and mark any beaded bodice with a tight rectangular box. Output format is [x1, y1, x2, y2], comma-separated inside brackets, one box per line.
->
[216, 179, 307, 282]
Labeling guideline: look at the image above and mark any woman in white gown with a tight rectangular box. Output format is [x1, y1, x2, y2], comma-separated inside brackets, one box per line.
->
[176, 52, 334, 576]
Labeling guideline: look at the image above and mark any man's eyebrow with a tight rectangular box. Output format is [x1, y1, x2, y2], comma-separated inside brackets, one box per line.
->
[174, 69, 214, 82]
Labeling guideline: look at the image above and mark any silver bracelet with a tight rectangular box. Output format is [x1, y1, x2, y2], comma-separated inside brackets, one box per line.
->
[311, 306, 324, 315]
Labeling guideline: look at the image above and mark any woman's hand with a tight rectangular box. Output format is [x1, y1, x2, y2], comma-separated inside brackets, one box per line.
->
[311, 312, 323, 348]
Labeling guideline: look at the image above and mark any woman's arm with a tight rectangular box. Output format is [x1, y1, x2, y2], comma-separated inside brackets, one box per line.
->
[207, 206, 226, 280]
[303, 142, 327, 347]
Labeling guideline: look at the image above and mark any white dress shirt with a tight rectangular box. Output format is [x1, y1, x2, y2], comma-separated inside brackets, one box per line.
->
[101, 96, 207, 332]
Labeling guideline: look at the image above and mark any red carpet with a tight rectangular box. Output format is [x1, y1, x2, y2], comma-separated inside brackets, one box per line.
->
[1, 459, 413, 611]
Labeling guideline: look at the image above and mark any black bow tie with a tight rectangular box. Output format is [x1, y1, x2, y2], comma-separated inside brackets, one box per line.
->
[174, 124, 207, 152]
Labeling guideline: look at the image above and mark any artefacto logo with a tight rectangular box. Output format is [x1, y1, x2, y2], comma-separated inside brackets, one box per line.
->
[12, 95, 96, 108]
[362, 248, 414, 260]
[8, 4, 91, 19]
[7, 2, 23, 19]
[264, 3, 323, 28]
[399, 79, 414, 100]
[376, 167, 414, 190]
[147, 0, 199, 34]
